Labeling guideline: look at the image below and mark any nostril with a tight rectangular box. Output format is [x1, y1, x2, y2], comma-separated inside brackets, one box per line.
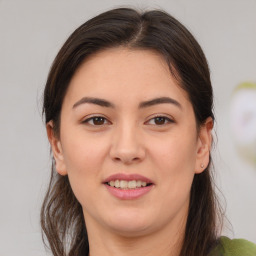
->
[112, 156, 141, 164]
[110, 144, 146, 164]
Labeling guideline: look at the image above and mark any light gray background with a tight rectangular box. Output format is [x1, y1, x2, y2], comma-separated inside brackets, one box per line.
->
[0, 0, 255, 255]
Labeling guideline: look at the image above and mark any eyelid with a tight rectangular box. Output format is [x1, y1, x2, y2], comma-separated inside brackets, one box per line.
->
[81, 114, 112, 126]
[144, 114, 175, 125]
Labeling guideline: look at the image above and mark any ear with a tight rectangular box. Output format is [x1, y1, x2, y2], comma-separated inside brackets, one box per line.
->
[195, 117, 213, 174]
[46, 121, 67, 176]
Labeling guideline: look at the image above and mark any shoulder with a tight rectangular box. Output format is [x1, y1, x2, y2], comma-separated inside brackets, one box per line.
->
[209, 236, 256, 256]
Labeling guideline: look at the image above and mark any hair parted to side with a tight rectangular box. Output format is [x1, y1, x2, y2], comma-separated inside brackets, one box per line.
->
[41, 7, 223, 256]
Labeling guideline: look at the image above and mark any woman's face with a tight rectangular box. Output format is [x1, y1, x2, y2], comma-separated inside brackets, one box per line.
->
[48, 48, 212, 238]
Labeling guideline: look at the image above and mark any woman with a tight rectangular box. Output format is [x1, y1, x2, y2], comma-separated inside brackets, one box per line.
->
[41, 8, 256, 256]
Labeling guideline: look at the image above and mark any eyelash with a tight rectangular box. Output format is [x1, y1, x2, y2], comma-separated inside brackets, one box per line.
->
[82, 116, 111, 126]
[145, 115, 174, 126]
[82, 115, 174, 126]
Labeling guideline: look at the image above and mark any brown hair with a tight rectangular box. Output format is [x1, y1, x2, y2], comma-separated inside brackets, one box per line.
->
[41, 8, 222, 256]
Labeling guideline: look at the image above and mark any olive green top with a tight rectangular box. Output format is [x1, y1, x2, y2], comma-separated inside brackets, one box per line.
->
[209, 236, 256, 256]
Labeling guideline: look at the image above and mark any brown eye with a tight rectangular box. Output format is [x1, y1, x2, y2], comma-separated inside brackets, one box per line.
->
[83, 116, 109, 126]
[92, 117, 105, 125]
[146, 116, 174, 126]
[154, 117, 166, 125]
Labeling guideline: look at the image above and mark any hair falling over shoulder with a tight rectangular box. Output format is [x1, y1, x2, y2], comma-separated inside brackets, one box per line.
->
[41, 7, 224, 256]
[41, 167, 88, 255]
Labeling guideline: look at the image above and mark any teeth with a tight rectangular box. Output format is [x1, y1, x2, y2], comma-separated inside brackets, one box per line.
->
[141, 181, 147, 187]
[107, 180, 149, 189]
[120, 180, 128, 189]
[114, 180, 120, 188]
[128, 180, 136, 189]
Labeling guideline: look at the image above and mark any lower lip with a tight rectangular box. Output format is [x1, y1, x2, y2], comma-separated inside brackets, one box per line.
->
[104, 184, 153, 200]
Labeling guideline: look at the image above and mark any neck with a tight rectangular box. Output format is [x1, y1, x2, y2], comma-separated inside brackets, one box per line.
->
[86, 215, 186, 256]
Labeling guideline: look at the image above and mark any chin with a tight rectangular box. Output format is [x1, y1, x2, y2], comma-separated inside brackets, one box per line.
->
[103, 209, 155, 236]
[109, 222, 153, 238]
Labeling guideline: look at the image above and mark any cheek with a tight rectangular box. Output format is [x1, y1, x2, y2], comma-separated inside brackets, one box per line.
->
[60, 132, 110, 201]
[149, 133, 197, 198]
[62, 130, 109, 172]
[150, 132, 198, 173]
[139, 136, 197, 226]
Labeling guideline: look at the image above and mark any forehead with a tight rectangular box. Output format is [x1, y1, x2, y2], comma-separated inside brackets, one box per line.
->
[63, 47, 191, 109]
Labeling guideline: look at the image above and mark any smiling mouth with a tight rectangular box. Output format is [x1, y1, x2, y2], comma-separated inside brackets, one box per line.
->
[106, 180, 153, 189]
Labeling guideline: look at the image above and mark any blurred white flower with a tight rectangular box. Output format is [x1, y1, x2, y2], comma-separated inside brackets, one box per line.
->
[230, 82, 256, 166]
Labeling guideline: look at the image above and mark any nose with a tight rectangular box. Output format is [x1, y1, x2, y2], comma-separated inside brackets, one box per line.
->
[109, 124, 146, 165]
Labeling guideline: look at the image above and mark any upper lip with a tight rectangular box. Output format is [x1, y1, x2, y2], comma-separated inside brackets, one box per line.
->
[103, 173, 153, 184]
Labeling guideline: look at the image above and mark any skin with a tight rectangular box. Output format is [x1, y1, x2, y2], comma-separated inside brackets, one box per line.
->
[47, 48, 213, 256]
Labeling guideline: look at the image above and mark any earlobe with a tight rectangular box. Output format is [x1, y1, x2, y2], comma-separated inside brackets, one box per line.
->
[46, 121, 67, 176]
[195, 117, 213, 174]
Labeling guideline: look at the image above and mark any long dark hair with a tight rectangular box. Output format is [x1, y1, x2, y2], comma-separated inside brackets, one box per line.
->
[41, 8, 222, 256]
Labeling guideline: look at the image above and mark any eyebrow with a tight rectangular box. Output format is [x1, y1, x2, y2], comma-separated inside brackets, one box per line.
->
[73, 97, 115, 109]
[139, 97, 182, 109]
[72, 96, 182, 110]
